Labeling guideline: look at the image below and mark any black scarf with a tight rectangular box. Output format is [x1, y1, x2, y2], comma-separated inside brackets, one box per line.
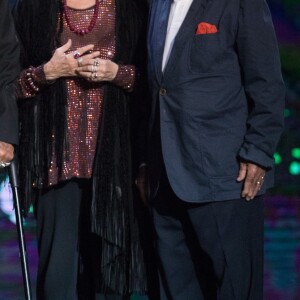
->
[14, 0, 148, 294]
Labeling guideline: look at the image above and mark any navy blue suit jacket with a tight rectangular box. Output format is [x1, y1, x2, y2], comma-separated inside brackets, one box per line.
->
[147, 0, 285, 202]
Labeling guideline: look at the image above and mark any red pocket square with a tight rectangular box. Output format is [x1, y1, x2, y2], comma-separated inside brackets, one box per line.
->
[196, 22, 218, 35]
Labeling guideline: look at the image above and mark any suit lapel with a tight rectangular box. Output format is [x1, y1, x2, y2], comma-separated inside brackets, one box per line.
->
[163, 0, 209, 79]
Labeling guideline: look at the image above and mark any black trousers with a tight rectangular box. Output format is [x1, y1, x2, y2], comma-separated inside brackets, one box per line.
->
[152, 173, 264, 300]
[36, 179, 125, 300]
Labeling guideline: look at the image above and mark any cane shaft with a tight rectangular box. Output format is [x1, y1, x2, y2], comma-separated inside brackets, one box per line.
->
[12, 187, 32, 300]
[9, 161, 32, 300]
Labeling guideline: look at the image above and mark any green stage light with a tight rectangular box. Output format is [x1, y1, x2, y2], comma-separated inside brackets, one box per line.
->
[291, 148, 300, 159]
[289, 161, 300, 175]
[274, 152, 282, 164]
[284, 108, 290, 118]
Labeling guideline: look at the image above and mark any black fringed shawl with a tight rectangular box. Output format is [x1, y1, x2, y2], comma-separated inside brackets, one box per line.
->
[14, 0, 148, 294]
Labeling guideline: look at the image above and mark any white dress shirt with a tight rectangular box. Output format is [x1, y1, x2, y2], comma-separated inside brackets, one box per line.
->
[162, 0, 194, 71]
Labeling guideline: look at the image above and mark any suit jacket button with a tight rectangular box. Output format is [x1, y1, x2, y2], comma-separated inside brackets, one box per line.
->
[159, 88, 167, 96]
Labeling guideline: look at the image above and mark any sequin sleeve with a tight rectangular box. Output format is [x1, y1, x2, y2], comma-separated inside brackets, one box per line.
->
[18, 65, 52, 98]
[112, 64, 136, 91]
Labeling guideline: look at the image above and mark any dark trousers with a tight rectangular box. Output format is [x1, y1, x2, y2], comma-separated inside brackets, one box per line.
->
[36, 179, 125, 300]
[152, 174, 264, 300]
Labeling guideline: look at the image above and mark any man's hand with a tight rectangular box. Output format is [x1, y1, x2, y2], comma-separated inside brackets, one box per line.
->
[0, 141, 14, 166]
[135, 165, 149, 207]
[237, 161, 266, 201]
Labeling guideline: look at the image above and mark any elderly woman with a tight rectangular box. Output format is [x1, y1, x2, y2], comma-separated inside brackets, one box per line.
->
[14, 0, 148, 298]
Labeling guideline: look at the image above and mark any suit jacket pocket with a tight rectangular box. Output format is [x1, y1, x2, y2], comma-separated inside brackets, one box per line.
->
[188, 34, 221, 73]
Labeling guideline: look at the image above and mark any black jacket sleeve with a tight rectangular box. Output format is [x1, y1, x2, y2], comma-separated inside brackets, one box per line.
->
[0, 0, 20, 145]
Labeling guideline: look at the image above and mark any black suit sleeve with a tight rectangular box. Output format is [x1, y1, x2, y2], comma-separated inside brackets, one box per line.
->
[0, 0, 20, 145]
[236, 0, 285, 169]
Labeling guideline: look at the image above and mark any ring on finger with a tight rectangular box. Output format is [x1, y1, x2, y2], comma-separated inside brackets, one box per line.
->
[77, 57, 83, 67]
[92, 65, 98, 73]
[0, 161, 7, 168]
[92, 72, 98, 80]
[73, 51, 81, 59]
[94, 58, 100, 66]
[257, 176, 265, 185]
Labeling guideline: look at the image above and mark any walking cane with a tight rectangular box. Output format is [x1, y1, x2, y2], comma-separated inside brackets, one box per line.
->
[8, 160, 32, 300]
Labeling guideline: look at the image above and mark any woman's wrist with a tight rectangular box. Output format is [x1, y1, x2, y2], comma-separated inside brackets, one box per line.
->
[43, 61, 58, 81]
[18, 64, 56, 98]
[112, 64, 135, 90]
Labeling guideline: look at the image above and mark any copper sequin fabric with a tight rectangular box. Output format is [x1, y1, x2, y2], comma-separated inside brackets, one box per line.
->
[19, 0, 136, 186]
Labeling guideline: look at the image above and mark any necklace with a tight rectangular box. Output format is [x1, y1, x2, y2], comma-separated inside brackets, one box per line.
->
[63, 0, 100, 35]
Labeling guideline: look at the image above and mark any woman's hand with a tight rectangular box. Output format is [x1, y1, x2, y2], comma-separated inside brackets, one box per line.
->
[43, 39, 100, 81]
[75, 58, 119, 82]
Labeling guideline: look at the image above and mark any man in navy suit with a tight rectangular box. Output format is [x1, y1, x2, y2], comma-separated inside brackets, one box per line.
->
[0, 0, 19, 166]
[138, 0, 285, 298]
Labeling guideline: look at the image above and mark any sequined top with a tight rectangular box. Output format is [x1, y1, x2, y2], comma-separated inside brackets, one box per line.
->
[18, 0, 136, 186]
